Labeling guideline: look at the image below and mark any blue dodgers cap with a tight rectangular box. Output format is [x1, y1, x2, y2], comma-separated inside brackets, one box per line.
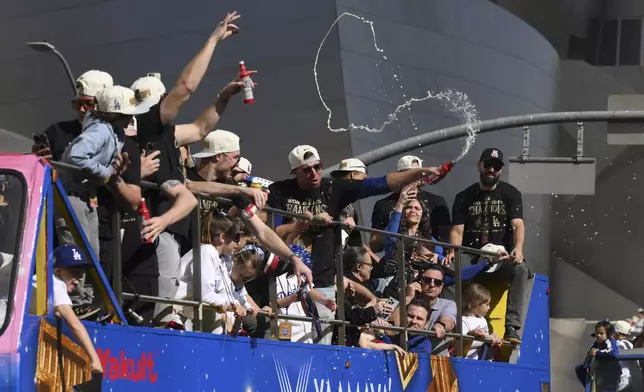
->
[53, 245, 92, 269]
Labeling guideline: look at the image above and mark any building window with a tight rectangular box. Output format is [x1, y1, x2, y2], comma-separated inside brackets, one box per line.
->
[587, 18, 643, 66]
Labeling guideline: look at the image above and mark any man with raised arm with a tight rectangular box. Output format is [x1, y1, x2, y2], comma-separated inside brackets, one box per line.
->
[185, 130, 313, 285]
[446, 148, 528, 344]
[267, 145, 440, 344]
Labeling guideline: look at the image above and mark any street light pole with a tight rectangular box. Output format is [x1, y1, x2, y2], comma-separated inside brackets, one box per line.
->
[26, 41, 76, 96]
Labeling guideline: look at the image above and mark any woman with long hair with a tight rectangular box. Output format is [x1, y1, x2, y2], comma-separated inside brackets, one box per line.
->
[175, 212, 263, 334]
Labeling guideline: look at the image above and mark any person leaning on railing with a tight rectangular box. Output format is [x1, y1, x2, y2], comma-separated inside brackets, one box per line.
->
[360, 300, 433, 356]
[267, 145, 442, 345]
[392, 264, 456, 356]
[174, 213, 249, 333]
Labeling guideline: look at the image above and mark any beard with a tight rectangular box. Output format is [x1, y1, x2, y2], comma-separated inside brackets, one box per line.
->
[480, 172, 500, 187]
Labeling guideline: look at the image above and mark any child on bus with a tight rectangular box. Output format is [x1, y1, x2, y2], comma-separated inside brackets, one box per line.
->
[38, 245, 104, 374]
[461, 283, 502, 360]
[575, 320, 622, 391]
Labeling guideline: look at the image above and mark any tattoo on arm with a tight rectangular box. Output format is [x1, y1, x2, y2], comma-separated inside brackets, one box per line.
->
[161, 179, 182, 192]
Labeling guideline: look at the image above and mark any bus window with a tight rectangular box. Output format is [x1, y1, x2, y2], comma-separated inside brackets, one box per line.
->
[0, 172, 26, 332]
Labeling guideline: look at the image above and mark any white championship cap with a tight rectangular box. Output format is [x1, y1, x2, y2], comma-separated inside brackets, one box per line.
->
[479, 243, 507, 273]
[76, 70, 114, 98]
[397, 155, 423, 172]
[96, 86, 151, 116]
[192, 130, 241, 158]
[236, 157, 252, 175]
[130, 73, 167, 107]
[330, 158, 367, 177]
[614, 320, 632, 335]
[288, 145, 320, 170]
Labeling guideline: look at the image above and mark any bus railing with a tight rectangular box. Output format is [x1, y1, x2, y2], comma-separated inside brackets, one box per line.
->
[48, 159, 513, 355]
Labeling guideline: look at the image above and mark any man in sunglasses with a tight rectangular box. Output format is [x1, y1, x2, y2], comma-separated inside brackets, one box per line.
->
[394, 264, 456, 355]
[267, 145, 442, 344]
[32, 70, 113, 161]
[446, 148, 528, 344]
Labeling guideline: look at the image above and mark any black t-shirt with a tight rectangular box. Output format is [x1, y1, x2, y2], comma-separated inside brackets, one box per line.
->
[43, 119, 82, 161]
[97, 137, 142, 240]
[267, 178, 369, 288]
[185, 168, 252, 217]
[451, 181, 523, 251]
[139, 104, 190, 239]
[371, 190, 451, 238]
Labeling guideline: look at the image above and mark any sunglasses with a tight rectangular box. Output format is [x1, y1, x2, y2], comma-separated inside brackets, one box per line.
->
[483, 161, 503, 172]
[72, 99, 97, 111]
[301, 164, 322, 176]
[419, 277, 444, 286]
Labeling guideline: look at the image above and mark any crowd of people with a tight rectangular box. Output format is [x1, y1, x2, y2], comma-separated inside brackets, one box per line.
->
[30, 12, 533, 375]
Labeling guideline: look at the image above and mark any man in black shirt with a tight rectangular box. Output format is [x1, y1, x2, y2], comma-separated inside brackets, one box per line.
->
[33, 70, 136, 319]
[447, 148, 528, 344]
[33, 70, 113, 162]
[370, 155, 451, 251]
[268, 145, 441, 344]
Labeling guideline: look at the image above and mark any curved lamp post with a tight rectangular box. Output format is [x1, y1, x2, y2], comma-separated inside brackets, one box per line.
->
[26, 41, 76, 96]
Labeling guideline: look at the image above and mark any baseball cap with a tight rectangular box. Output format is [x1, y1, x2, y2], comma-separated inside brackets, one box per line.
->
[288, 145, 320, 170]
[479, 148, 504, 165]
[480, 243, 506, 273]
[397, 155, 423, 171]
[75, 70, 113, 98]
[96, 86, 151, 116]
[131, 73, 167, 107]
[192, 130, 240, 158]
[53, 245, 92, 269]
[236, 157, 252, 175]
[614, 320, 632, 335]
[638, 308, 644, 313]
[330, 158, 367, 177]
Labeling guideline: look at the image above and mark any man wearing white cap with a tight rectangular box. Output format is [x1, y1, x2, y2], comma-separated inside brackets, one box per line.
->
[370, 155, 451, 252]
[330, 158, 369, 248]
[183, 130, 314, 286]
[33, 70, 113, 161]
[267, 145, 441, 344]
[185, 130, 262, 216]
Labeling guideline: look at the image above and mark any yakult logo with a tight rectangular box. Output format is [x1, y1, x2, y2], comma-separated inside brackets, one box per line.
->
[97, 348, 158, 383]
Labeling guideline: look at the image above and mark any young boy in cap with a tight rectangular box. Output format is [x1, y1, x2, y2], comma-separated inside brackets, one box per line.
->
[61, 85, 151, 256]
[44, 245, 103, 374]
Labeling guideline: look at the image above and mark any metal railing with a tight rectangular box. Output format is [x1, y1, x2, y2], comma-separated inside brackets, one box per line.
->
[48, 159, 510, 357]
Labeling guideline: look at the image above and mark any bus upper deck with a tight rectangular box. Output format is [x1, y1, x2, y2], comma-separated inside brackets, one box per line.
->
[0, 153, 553, 392]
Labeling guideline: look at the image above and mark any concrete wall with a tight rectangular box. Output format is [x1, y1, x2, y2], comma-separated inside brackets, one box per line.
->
[553, 60, 644, 306]
[607, 0, 644, 18]
[0, 0, 353, 181]
[334, 0, 561, 275]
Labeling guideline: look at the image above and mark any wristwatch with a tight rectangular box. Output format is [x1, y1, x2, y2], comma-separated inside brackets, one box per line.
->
[288, 254, 298, 264]
[435, 320, 447, 329]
